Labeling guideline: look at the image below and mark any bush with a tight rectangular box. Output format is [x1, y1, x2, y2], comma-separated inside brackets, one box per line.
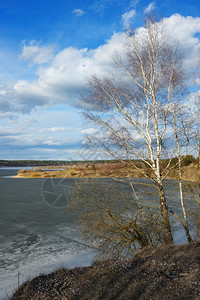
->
[182, 155, 197, 166]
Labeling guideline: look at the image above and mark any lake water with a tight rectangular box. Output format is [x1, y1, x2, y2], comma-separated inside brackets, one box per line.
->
[0, 168, 96, 300]
[0, 168, 198, 299]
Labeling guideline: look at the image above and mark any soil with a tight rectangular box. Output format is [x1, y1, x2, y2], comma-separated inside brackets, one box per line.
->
[12, 242, 200, 300]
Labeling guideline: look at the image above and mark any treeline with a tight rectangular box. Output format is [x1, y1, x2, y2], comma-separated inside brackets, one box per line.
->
[0, 160, 68, 167]
[0, 159, 119, 167]
[0, 156, 197, 167]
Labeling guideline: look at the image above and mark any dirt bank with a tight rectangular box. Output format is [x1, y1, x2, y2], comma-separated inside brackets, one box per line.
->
[13, 243, 200, 300]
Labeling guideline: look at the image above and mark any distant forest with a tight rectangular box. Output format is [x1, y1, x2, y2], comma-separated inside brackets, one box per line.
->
[0, 159, 119, 167]
[0, 155, 197, 167]
[0, 160, 68, 167]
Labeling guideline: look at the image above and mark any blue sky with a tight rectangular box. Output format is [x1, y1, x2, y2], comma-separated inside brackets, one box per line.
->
[0, 0, 199, 161]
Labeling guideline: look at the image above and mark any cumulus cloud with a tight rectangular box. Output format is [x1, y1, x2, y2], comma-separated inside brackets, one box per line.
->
[2, 13, 198, 160]
[122, 9, 136, 28]
[20, 41, 54, 65]
[144, 2, 156, 14]
[72, 9, 85, 16]
[164, 14, 200, 79]
[6, 32, 126, 113]
[0, 14, 199, 118]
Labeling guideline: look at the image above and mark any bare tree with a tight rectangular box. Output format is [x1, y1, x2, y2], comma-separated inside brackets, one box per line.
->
[76, 18, 198, 250]
[68, 178, 165, 258]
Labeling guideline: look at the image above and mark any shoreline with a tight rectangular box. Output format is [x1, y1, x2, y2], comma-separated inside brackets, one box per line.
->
[12, 162, 198, 183]
[12, 243, 200, 299]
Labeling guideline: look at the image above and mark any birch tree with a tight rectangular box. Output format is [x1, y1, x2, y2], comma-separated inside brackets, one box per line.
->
[172, 100, 193, 243]
[80, 18, 196, 246]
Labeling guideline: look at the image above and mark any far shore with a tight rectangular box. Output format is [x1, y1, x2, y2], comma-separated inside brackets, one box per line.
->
[13, 161, 198, 183]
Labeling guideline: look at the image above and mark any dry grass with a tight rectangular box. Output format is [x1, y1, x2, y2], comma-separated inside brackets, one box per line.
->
[14, 162, 198, 183]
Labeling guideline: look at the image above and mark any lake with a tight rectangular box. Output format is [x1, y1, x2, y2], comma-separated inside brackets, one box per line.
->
[0, 168, 198, 299]
[0, 168, 96, 300]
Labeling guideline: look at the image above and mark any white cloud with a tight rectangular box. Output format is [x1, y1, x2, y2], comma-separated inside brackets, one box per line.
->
[122, 9, 136, 28]
[144, 2, 156, 14]
[20, 41, 54, 65]
[0, 90, 7, 95]
[0, 127, 22, 136]
[0, 14, 199, 119]
[0, 108, 84, 159]
[80, 128, 97, 135]
[130, 0, 139, 8]
[39, 127, 67, 133]
[1, 13, 197, 160]
[6, 32, 126, 113]
[163, 14, 200, 80]
[72, 9, 85, 16]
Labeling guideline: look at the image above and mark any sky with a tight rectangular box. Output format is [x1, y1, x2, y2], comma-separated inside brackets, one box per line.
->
[0, 0, 199, 161]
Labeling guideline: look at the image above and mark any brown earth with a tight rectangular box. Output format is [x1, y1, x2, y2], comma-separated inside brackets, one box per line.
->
[12, 242, 200, 300]
[13, 162, 198, 182]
